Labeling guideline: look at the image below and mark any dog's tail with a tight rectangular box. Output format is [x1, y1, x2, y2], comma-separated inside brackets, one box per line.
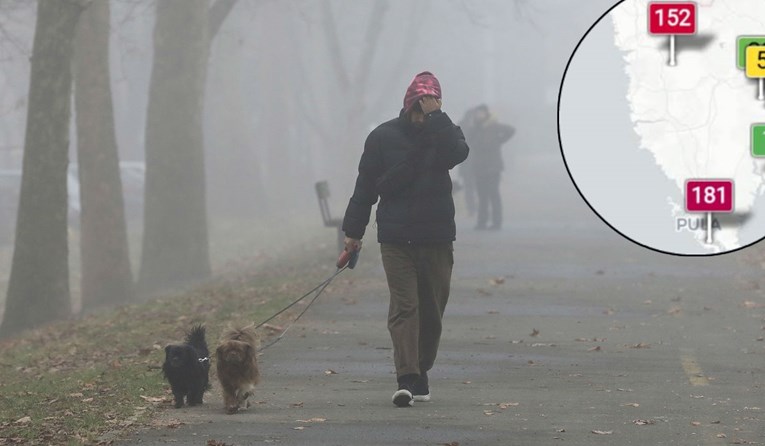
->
[185, 324, 208, 353]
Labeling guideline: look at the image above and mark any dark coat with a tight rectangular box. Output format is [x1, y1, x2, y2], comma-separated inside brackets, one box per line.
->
[463, 121, 515, 175]
[342, 110, 469, 244]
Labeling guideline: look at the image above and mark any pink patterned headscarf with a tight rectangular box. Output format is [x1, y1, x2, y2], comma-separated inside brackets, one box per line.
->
[403, 71, 442, 112]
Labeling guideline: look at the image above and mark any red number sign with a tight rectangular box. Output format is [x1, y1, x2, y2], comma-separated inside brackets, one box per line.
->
[685, 180, 734, 213]
[648, 2, 697, 35]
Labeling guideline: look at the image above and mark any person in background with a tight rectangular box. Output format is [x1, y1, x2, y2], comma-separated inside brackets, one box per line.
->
[341, 71, 469, 407]
[464, 104, 515, 231]
[457, 108, 478, 217]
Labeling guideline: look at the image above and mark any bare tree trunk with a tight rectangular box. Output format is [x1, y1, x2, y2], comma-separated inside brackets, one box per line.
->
[0, 0, 84, 337]
[138, 0, 211, 294]
[73, 0, 134, 310]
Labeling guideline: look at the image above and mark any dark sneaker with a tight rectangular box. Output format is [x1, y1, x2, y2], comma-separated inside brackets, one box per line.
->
[392, 374, 416, 407]
[413, 372, 430, 402]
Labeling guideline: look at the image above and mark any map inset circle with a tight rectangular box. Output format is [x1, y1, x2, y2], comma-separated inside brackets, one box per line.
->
[558, 0, 765, 256]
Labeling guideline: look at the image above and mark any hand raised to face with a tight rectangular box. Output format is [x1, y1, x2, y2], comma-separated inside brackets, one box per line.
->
[419, 96, 442, 115]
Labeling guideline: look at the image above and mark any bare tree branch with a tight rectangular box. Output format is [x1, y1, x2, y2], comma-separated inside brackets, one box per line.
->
[451, 0, 490, 28]
[291, 22, 332, 145]
[320, 0, 349, 89]
[370, 0, 431, 113]
[208, 0, 238, 41]
[352, 0, 389, 94]
[114, 0, 156, 26]
[450, 0, 542, 29]
[299, 102, 332, 146]
[0, 0, 34, 58]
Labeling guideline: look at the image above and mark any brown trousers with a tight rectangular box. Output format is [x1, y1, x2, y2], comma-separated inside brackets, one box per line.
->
[380, 242, 453, 378]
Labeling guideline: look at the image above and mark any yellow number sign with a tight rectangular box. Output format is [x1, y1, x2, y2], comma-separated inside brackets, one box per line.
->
[746, 46, 765, 78]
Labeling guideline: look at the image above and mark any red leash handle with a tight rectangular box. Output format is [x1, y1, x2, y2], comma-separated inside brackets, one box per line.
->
[336, 248, 360, 269]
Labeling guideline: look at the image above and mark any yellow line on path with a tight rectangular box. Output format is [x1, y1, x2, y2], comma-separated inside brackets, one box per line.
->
[679, 350, 730, 445]
[680, 350, 709, 387]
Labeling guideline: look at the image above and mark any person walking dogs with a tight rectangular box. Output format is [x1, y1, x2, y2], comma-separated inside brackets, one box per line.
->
[465, 104, 515, 231]
[341, 71, 469, 407]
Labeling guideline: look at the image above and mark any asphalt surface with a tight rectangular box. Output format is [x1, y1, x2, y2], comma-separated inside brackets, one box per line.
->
[119, 194, 765, 445]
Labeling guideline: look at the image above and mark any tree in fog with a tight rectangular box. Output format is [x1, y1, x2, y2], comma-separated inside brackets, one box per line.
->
[74, 0, 134, 309]
[0, 0, 86, 337]
[294, 0, 429, 185]
[139, 0, 238, 293]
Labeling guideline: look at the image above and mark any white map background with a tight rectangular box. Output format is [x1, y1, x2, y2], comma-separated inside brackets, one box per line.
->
[559, 0, 765, 255]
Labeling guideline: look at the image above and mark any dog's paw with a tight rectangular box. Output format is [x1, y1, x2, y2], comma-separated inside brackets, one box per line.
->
[225, 404, 239, 415]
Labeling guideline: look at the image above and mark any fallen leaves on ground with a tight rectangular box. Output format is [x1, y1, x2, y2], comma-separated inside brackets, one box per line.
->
[489, 277, 505, 286]
[591, 430, 613, 435]
[151, 419, 184, 429]
[588, 346, 602, 352]
[667, 306, 682, 316]
[324, 369, 338, 375]
[482, 402, 519, 410]
[207, 440, 229, 446]
[0, 248, 336, 445]
[296, 417, 326, 423]
[139, 395, 166, 404]
[632, 419, 656, 426]
[441, 442, 459, 446]
[530, 329, 540, 337]
[628, 343, 651, 349]
[576, 337, 606, 342]
[262, 323, 284, 332]
[621, 403, 640, 407]
[742, 301, 765, 309]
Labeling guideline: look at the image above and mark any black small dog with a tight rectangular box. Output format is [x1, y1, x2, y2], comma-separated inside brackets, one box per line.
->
[162, 324, 210, 408]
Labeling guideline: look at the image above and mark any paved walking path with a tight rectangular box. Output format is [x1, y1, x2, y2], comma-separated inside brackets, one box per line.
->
[120, 214, 765, 445]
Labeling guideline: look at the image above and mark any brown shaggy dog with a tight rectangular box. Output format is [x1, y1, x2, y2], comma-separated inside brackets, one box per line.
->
[216, 325, 260, 414]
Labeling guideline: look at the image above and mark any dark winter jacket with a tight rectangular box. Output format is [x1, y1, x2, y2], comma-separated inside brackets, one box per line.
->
[342, 110, 469, 244]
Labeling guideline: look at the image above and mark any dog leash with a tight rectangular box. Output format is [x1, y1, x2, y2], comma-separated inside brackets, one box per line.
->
[255, 249, 360, 353]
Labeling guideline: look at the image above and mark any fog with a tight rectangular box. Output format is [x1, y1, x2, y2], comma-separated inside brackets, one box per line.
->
[0, 0, 615, 334]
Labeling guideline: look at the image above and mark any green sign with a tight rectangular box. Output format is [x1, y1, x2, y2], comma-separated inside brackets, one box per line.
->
[752, 124, 765, 157]
[738, 36, 765, 70]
